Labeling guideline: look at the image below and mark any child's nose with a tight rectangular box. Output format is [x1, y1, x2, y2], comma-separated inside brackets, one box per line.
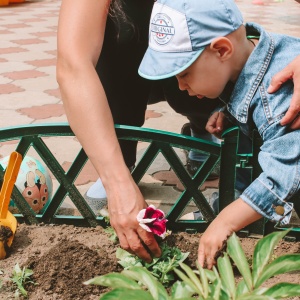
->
[177, 78, 187, 91]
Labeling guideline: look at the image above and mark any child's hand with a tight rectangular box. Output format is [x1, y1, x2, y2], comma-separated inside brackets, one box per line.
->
[198, 216, 232, 269]
[205, 111, 227, 139]
[198, 198, 262, 269]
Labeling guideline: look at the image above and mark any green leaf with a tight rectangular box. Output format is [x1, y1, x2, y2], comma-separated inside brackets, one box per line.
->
[116, 248, 131, 260]
[211, 266, 222, 300]
[116, 248, 143, 269]
[237, 295, 274, 300]
[178, 252, 190, 264]
[227, 233, 252, 291]
[170, 281, 195, 299]
[262, 283, 300, 298]
[236, 279, 249, 297]
[204, 268, 217, 283]
[196, 261, 209, 298]
[174, 267, 203, 296]
[217, 253, 236, 299]
[84, 273, 141, 289]
[14, 263, 22, 275]
[123, 267, 168, 300]
[255, 254, 300, 288]
[179, 263, 204, 295]
[252, 230, 290, 286]
[100, 288, 155, 300]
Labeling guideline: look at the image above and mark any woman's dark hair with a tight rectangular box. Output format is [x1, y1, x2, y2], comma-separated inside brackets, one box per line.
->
[109, 0, 133, 31]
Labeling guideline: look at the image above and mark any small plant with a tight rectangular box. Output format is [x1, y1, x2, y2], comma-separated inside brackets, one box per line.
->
[85, 230, 300, 300]
[104, 226, 118, 243]
[101, 209, 119, 243]
[10, 263, 35, 298]
[0, 269, 3, 290]
[116, 242, 189, 286]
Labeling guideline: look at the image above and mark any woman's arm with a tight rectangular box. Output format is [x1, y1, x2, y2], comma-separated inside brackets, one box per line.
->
[268, 55, 300, 129]
[56, 0, 160, 262]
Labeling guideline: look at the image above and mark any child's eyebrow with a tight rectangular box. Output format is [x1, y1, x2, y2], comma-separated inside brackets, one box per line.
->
[177, 72, 187, 78]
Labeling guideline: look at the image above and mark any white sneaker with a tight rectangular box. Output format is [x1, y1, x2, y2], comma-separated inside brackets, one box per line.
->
[83, 178, 108, 216]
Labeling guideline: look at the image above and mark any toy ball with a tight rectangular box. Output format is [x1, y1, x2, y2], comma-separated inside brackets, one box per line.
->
[0, 155, 53, 213]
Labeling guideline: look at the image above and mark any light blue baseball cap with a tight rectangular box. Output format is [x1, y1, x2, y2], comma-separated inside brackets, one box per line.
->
[138, 0, 243, 80]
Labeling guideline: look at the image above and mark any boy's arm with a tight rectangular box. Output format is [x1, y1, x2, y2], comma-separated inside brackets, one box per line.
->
[198, 198, 262, 269]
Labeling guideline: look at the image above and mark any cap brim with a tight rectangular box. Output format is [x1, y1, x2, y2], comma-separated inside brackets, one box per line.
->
[138, 47, 204, 80]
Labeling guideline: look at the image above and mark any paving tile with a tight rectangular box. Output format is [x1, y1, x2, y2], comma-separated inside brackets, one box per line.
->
[0, 30, 14, 34]
[19, 18, 46, 22]
[0, 47, 28, 54]
[0, 76, 12, 85]
[31, 31, 57, 37]
[33, 115, 68, 124]
[11, 38, 47, 45]
[0, 83, 24, 94]
[0, 61, 38, 73]
[145, 109, 162, 120]
[2, 70, 47, 80]
[0, 112, 32, 128]
[44, 88, 61, 99]
[62, 160, 98, 185]
[15, 76, 58, 92]
[0, 91, 59, 110]
[17, 103, 65, 119]
[45, 50, 57, 56]
[3, 23, 30, 29]
[25, 58, 56, 67]
[153, 169, 219, 192]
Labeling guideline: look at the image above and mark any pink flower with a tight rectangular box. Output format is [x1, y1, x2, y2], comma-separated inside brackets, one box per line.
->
[137, 205, 168, 239]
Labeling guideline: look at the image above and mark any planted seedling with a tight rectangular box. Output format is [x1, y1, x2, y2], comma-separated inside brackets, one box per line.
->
[10, 263, 35, 298]
[116, 242, 189, 286]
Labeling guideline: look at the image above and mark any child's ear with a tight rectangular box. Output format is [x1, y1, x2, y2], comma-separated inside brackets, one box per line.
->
[209, 37, 233, 61]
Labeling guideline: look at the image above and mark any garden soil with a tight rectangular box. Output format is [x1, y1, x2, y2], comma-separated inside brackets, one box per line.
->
[0, 223, 299, 300]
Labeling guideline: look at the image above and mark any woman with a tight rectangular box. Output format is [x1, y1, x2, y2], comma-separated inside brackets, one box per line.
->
[56, 0, 300, 263]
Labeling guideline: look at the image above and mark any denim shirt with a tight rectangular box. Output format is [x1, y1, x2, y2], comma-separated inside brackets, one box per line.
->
[221, 23, 300, 225]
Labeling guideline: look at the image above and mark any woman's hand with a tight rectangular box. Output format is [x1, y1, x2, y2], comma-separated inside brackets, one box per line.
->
[205, 111, 227, 139]
[106, 171, 161, 263]
[268, 55, 300, 129]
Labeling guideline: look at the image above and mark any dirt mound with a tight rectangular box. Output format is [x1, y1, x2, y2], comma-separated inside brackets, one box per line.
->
[26, 240, 115, 300]
[0, 224, 299, 300]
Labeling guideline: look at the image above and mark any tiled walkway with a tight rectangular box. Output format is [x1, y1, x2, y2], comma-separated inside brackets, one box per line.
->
[0, 0, 300, 216]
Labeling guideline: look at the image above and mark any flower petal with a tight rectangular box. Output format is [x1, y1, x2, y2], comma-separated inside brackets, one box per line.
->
[148, 219, 168, 237]
[139, 218, 156, 224]
[137, 205, 168, 237]
[144, 206, 165, 220]
[136, 209, 146, 222]
[139, 223, 152, 232]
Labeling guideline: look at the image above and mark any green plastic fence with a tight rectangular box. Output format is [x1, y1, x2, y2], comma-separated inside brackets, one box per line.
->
[0, 123, 298, 238]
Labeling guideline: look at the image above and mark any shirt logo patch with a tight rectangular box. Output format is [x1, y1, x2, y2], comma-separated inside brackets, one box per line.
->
[150, 13, 175, 46]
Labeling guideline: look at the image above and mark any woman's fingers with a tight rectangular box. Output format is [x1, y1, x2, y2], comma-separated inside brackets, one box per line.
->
[137, 226, 162, 258]
[268, 55, 300, 126]
[290, 114, 300, 129]
[117, 227, 153, 263]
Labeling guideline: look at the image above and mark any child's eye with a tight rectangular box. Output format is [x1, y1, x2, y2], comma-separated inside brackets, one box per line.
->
[178, 73, 188, 79]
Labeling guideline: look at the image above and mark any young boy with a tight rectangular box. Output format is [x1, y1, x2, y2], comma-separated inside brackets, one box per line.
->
[138, 0, 300, 268]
